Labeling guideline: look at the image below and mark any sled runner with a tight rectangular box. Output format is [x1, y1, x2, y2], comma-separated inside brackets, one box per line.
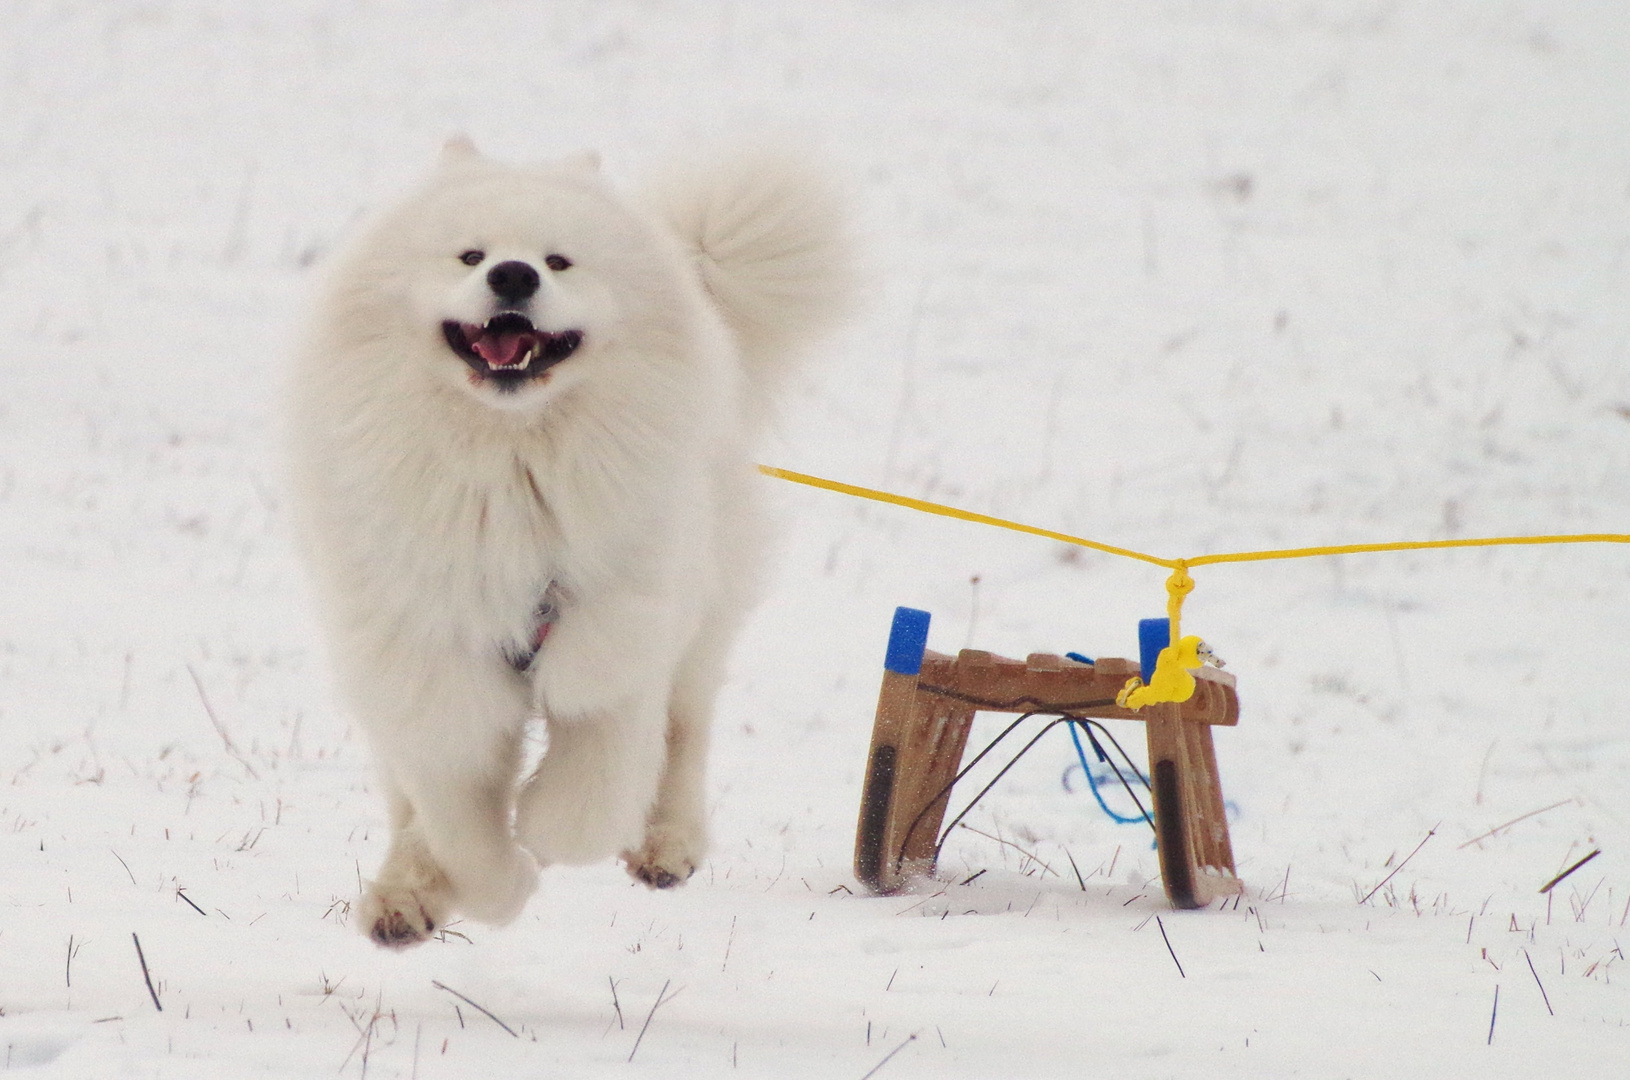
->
[854, 607, 1243, 909]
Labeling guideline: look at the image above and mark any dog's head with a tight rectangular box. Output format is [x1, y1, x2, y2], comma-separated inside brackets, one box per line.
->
[351, 139, 686, 412]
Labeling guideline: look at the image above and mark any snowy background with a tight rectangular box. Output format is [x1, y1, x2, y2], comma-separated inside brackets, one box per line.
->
[3, 1, 1629, 1076]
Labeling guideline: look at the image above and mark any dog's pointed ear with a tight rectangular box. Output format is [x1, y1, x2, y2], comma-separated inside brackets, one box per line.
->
[440, 135, 482, 165]
[562, 150, 602, 173]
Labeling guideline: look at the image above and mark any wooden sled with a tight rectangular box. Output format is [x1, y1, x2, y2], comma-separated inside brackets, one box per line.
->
[854, 607, 1243, 909]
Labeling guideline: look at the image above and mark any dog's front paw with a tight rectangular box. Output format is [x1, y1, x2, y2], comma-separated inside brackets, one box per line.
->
[626, 856, 694, 890]
[623, 824, 704, 891]
[358, 878, 452, 950]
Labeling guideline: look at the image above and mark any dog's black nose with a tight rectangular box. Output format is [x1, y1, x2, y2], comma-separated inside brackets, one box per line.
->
[486, 260, 540, 303]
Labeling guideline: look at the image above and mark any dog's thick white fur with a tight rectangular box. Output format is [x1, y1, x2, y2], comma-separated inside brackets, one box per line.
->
[289, 139, 847, 948]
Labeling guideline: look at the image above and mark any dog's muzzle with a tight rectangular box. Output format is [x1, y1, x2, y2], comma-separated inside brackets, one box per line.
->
[442, 314, 582, 388]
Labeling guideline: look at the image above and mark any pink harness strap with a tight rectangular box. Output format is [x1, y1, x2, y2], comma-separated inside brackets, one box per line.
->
[502, 589, 560, 673]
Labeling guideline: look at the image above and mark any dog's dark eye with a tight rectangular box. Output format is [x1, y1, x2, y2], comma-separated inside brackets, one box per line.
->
[544, 254, 572, 272]
[459, 250, 485, 266]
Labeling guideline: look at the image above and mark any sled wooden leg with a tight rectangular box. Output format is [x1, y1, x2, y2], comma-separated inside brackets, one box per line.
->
[1184, 716, 1236, 876]
[854, 641, 964, 892]
[855, 665, 914, 893]
[1145, 708, 1199, 908]
[1146, 706, 1242, 908]
[859, 692, 978, 893]
[858, 608, 980, 895]
[889, 697, 975, 887]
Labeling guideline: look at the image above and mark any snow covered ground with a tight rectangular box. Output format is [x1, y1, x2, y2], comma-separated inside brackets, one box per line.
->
[2, 2, 1629, 1076]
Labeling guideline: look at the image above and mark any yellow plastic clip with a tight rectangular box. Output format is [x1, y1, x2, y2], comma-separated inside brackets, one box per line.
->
[1117, 562, 1206, 710]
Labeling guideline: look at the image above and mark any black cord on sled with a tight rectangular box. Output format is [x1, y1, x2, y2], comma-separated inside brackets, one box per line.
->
[889, 694, 1156, 879]
[930, 717, 1156, 865]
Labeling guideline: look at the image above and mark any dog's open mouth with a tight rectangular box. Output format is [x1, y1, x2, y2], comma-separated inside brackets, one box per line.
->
[442, 314, 582, 387]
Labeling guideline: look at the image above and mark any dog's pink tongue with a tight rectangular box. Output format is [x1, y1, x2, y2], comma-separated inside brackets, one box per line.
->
[471, 331, 530, 368]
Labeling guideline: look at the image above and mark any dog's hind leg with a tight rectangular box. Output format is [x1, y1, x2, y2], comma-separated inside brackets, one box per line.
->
[352, 649, 539, 949]
[621, 639, 722, 889]
[515, 693, 670, 869]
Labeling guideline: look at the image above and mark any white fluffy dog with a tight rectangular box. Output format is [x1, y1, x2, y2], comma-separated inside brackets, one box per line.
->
[289, 138, 847, 948]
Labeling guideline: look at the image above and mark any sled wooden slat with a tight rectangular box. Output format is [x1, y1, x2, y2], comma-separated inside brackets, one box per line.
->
[854, 613, 1243, 908]
[913, 650, 1238, 728]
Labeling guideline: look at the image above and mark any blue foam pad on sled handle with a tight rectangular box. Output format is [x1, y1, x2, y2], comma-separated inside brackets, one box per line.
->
[884, 607, 932, 676]
[1138, 617, 1170, 682]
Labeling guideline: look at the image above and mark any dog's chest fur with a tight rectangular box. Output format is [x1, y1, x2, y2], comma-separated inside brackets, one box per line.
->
[313, 381, 692, 655]
[313, 403, 563, 647]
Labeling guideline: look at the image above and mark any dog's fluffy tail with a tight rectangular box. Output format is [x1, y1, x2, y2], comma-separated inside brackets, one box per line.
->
[646, 149, 851, 413]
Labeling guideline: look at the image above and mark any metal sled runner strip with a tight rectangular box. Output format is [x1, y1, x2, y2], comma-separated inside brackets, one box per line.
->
[758, 465, 1630, 568]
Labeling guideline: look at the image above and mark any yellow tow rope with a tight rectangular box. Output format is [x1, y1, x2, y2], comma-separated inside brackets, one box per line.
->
[759, 465, 1630, 707]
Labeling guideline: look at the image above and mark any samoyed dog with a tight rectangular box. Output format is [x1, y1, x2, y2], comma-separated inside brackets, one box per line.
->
[289, 138, 848, 948]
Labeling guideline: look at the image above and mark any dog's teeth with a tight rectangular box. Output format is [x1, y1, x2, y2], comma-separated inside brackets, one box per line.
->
[487, 342, 539, 373]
